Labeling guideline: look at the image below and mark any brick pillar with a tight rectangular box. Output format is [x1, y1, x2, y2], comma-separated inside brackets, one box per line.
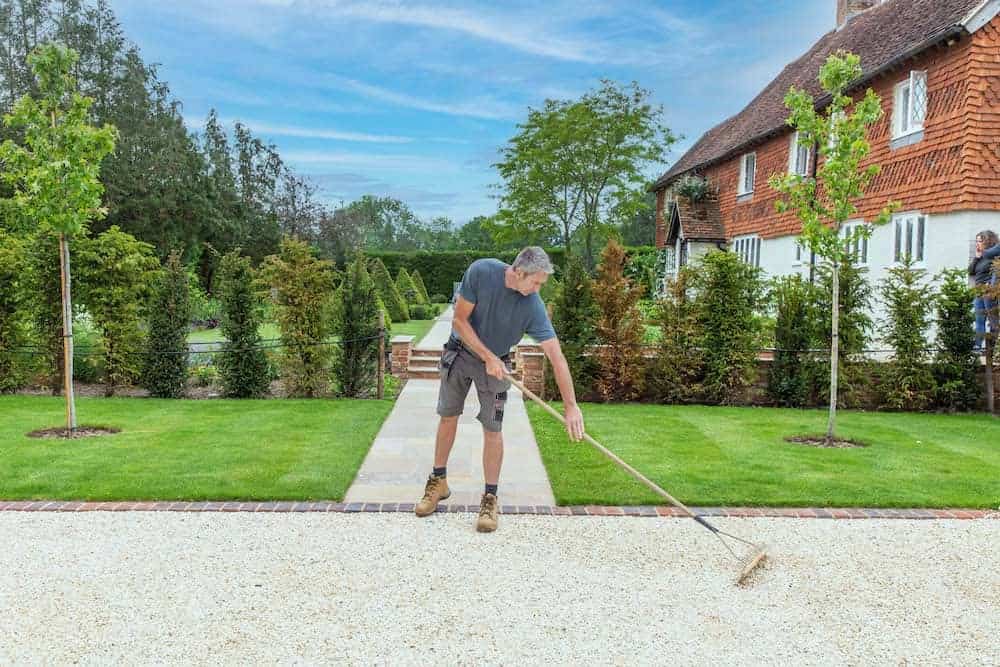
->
[516, 343, 545, 396]
[391, 335, 414, 378]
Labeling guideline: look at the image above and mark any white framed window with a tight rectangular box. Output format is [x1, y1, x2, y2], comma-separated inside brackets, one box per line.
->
[738, 152, 756, 196]
[793, 239, 811, 266]
[840, 221, 869, 265]
[893, 71, 927, 139]
[732, 234, 761, 268]
[788, 132, 811, 176]
[892, 212, 927, 263]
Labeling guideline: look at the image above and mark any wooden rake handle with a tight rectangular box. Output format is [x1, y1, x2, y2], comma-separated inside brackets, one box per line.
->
[504, 371, 702, 522]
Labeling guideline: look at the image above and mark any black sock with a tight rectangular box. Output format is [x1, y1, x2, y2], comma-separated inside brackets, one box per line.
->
[432, 467, 446, 478]
[485, 483, 498, 496]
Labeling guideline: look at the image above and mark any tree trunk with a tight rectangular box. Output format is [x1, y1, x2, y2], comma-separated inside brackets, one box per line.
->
[584, 223, 595, 272]
[59, 233, 78, 432]
[826, 262, 840, 443]
[986, 333, 995, 416]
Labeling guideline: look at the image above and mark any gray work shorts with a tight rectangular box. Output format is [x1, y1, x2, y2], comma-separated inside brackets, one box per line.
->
[436, 347, 512, 432]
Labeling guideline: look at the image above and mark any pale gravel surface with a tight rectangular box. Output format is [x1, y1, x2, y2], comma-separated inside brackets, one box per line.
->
[0, 512, 997, 666]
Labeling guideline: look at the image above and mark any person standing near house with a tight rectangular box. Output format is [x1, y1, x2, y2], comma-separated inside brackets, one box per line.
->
[969, 230, 1000, 352]
[414, 247, 585, 532]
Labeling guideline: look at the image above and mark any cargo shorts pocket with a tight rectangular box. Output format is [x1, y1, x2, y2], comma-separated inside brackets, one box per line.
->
[439, 348, 459, 377]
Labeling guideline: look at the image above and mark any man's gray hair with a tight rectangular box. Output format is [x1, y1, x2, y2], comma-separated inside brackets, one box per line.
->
[511, 246, 554, 275]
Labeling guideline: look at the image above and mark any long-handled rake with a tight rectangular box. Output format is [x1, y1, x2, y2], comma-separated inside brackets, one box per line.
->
[507, 373, 769, 586]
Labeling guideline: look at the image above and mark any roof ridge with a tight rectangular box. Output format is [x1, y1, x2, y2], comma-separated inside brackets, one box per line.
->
[652, 0, 985, 190]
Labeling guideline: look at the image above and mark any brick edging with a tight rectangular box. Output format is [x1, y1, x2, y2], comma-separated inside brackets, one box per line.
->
[0, 500, 995, 519]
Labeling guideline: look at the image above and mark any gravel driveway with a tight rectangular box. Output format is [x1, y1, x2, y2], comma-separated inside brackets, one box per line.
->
[1, 512, 997, 665]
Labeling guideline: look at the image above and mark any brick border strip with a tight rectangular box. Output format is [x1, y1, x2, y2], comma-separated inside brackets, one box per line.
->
[0, 501, 995, 519]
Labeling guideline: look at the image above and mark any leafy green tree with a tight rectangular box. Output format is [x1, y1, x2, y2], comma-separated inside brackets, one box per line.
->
[331, 254, 381, 397]
[454, 215, 498, 250]
[0, 43, 117, 428]
[77, 226, 159, 396]
[619, 191, 656, 247]
[260, 237, 335, 397]
[769, 51, 899, 443]
[494, 80, 675, 266]
[143, 250, 191, 398]
[217, 250, 270, 398]
[879, 259, 936, 410]
[0, 229, 28, 392]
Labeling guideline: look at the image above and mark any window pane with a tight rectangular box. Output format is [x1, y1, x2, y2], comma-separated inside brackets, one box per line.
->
[894, 220, 902, 262]
[906, 218, 913, 259]
[911, 71, 927, 126]
[917, 216, 925, 261]
[862, 235, 868, 264]
[900, 84, 910, 133]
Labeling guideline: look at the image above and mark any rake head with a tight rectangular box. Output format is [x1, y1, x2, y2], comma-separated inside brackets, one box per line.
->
[735, 543, 769, 587]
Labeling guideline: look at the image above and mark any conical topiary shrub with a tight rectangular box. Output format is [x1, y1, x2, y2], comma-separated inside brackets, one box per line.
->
[369, 257, 409, 322]
[411, 269, 431, 304]
[395, 266, 425, 305]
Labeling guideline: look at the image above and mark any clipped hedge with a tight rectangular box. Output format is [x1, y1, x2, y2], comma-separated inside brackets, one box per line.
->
[364, 246, 655, 298]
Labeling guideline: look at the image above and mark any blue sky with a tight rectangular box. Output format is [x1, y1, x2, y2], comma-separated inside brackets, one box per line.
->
[110, 0, 834, 225]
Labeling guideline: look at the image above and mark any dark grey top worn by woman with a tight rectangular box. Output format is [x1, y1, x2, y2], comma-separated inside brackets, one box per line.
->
[968, 244, 1000, 285]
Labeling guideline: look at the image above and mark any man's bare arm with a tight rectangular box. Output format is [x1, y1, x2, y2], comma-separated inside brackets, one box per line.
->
[539, 337, 584, 440]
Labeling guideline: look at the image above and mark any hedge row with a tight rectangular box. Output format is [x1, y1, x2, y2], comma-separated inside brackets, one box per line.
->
[364, 246, 658, 299]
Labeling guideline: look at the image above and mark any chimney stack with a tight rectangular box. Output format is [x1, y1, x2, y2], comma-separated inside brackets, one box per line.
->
[837, 0, 880, 28]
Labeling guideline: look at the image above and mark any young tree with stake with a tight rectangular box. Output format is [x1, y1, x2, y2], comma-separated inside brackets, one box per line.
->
[0, 43, 117, 432]
[769, 51, 899, 444]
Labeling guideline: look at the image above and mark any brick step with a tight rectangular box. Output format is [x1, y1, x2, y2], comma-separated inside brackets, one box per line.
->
[409, 355, 440, 369]
[407, 367, 441, 380]
[412, 348, 442, 359]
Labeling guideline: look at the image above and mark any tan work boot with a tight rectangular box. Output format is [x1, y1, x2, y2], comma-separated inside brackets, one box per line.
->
[476, 493, 499, 532]
[414, 474, 450, 517]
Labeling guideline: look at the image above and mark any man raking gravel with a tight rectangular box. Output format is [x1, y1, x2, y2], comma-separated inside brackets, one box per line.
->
[414, 247, 585, 531]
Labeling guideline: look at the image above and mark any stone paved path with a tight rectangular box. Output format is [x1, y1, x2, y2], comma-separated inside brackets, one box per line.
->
[345, 306, 557, 507]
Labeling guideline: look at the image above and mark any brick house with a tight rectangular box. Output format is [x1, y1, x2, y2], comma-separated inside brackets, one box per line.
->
[651, 0, 1000, 308]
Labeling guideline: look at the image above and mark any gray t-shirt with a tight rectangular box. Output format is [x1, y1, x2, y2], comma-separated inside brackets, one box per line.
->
[451, 258, 556, 357]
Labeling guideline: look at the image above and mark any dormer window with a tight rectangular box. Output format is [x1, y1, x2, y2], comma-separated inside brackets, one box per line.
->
[738, 152, 756, 196]
[788, 132, 811, 176]
[893, 71, 927, 140]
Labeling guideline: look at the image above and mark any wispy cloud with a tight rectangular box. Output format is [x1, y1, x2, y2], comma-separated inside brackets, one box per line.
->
[280, 149, 455, 172]
[322, 1, 602, 64]
[322, 75, 520, 121]
[218, 118, 412, 143]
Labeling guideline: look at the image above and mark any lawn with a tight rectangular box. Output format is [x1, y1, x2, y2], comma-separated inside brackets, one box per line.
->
[527, 402, 1000, 508]
[0, 396, 394, 501]
[186, 318, 437, 347]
